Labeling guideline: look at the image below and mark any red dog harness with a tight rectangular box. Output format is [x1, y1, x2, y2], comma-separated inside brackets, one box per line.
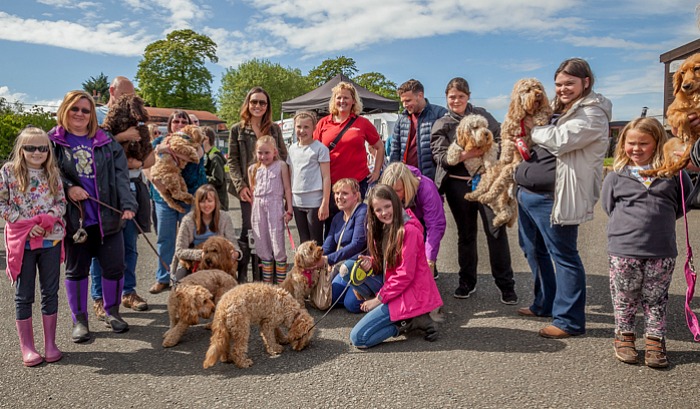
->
[516, 120, 531, 161]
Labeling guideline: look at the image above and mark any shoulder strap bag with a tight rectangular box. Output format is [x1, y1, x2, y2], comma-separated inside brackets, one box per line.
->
[328, 116, 358, 151]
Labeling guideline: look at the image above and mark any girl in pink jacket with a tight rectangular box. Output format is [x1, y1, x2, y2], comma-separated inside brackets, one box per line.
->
[1, 127, 66, 366]
[350, 184, 443, 348]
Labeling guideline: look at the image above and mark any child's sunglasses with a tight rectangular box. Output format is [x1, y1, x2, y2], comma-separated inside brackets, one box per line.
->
[22, 145, 50, 153]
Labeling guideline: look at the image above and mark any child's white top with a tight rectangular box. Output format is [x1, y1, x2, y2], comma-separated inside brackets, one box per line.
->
[286, 140, 330, 207]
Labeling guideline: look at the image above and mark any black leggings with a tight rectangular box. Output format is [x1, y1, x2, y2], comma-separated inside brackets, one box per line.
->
[293, 206, 324, 246]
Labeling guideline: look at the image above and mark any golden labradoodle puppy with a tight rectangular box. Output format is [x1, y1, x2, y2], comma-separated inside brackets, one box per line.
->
[203, 283, 315, 369]
[279, 240, 324, 307]
[150, 125, 205, 213]
[162, 269, 238, 348]
[198, 236, 239, 278]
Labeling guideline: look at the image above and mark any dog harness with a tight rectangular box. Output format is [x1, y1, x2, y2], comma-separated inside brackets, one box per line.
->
[301, 269, 314, 287]
[516, 120, 531, 161]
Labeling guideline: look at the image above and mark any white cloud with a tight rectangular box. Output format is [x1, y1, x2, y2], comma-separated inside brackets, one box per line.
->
[202, 27, 285, 67]
[597, 65, 665, 98]
[480, 94, 510, 112]
[562, 35, 655, 50]
[0, 86, 62, 112]
[0, 12, 152, 57]
[36, 0, 99, 9]
[247, 0, 582, 54]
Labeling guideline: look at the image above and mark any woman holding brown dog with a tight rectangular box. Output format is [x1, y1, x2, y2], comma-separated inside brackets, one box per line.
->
[430, 77, 517, 304]
[515, 58, 612, 339]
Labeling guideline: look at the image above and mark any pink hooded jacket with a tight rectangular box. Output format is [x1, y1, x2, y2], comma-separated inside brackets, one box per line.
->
[5, 214, 65, 284]
[376, 209, 443, 321]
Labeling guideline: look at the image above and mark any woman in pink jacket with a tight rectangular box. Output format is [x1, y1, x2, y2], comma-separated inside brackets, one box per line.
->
[350, 184, 443, 348]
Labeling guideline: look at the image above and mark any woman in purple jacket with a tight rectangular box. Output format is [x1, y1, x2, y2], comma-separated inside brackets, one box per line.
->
[350, 184, 443, 348]
[381, 162, 445, 278]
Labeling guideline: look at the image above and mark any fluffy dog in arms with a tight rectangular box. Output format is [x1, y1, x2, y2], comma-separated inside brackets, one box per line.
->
[162, 269, 238, 348]
[446, 114, 498, 179]
[280, 240, 324, 307]
[101, 94, 153, 163]
[465, 78, 552, 228]
[642, 53, 700, 178]
[150, 125, 205, 213]
[203, 283, 315, 369]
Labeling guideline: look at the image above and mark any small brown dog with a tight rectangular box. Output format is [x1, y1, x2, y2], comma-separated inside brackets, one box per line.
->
[162, 269, 238, 348]
[446, 114, 498, 177]
[198, 236, 239, 278]
[150, 125, 205, 212]
[643, 53, 700, 177]
[101, 94, 153, 163]
[465, 78, 552, 228]
[279, 240, 324, 307]
[203, 283, 315, 369]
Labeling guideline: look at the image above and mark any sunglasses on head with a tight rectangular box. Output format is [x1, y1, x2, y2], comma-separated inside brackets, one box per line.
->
[249, 99, 268, 107]
[22, 145, 50, 153]
[69, 106, 91, 115]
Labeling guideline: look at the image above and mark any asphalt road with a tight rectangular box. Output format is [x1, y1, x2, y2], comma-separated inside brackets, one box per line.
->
[1, 196, 699, 408]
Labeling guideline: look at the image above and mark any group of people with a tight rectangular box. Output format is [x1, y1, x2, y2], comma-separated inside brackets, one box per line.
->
[1, 56, 693, 368]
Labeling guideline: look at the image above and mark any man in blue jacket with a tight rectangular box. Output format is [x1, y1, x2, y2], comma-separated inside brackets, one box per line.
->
[389, 79, 447, 181]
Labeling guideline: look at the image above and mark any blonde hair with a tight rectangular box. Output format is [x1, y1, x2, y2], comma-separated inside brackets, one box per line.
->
[248, 135, 279, 190]
[332, 178, 360, 194]
[193, 184, 221, 235]
[380, 162, 419, 208]
[10, 127, 62, 196]
[56, 90, 98, 138]
[329, 82, 363, 116]
[293, 110, 318, 128]
[612, 117, 667, 171]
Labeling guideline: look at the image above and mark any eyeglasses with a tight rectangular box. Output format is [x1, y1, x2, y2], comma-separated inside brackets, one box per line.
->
[172, 119, 189, 125]
[153, 131, 162, 136]
[22, 145, 50, 153]
[69, 106, 91, 115]
[249, 99, 268, 107]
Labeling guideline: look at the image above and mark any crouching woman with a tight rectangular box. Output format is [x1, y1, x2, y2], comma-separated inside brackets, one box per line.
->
[349, 184, 443, 348]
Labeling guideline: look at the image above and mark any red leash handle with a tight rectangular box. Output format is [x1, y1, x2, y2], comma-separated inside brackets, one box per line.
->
[516, 119, 531, 161]
[286, 222, 296, 252]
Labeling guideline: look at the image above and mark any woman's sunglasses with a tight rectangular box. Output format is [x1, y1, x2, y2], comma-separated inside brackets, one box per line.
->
[69, 106, 91, 115]
[249, 99, 268, 107]
[22, 145, 50, 153]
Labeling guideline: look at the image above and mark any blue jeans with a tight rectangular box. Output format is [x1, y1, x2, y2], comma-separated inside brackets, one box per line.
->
[90, 219, 139, 299]
[350, 303, 398, 348]
[154, 200, 189, 284]
[517, 188, 586, 334]
[331, 271, 383, 313]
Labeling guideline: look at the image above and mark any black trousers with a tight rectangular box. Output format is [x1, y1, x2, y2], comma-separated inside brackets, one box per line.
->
[65, 225, 125, 281]
[442, 177, 515, 291]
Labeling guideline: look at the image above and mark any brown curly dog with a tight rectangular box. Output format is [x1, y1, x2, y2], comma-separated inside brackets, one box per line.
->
[198, 236, 238, 278]
[150, 125, 205, 213]
[203, 283, 315, 369]
[280, 240, 324, 307]
[101, 93, 153, 163]
[465, 78, 552, 228]
[162, 269, 238, 348]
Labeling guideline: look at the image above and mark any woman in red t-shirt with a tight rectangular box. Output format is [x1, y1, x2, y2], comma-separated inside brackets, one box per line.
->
[314, 82, 384, 229]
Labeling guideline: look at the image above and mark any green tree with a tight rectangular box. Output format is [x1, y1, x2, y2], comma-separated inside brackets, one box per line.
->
[82, 72, 110, 104]
[0, 98, 56, 161]
[307, 56, 358, 87]
[354, 72, 399, 101]
[218, 58, 312, 125]
[136, 29, 218, 112]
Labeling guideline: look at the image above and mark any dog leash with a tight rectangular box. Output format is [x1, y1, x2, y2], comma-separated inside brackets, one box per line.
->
[286, 222, 296, 252]
[680, 170, 700, 342]
[83, 196, 172, 275]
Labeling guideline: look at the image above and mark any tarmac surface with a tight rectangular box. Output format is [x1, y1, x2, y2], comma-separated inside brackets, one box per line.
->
[1, 195, 700, 408]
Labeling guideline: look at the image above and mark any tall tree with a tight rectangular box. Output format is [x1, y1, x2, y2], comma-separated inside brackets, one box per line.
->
[136, 29, 218, 112]
[307, 56, 358, 87]
[82, 72, 110, 104]
[354, 72, 399, 101]
[218, 58, 312, 125]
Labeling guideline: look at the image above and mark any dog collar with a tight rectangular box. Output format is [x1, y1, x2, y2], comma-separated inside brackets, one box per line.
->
[301, 269, 313, 287]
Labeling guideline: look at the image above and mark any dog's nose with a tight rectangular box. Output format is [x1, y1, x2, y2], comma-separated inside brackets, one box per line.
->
[683, 83, 693, 90]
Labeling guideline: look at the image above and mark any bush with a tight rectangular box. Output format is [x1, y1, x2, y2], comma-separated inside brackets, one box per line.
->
[0, 98, 57, 162]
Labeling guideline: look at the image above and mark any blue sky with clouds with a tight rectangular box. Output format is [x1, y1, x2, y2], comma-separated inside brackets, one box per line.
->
[1, 0, 698, 122]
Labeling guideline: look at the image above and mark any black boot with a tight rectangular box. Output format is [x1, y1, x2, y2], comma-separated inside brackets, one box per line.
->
[237, 239, 250, 283]
[102, 277, 129, 333]
[396, 313, 438, 342]
[72, 314, 90, 343]
[65, 278, 91, 343]
[251, 254, 262, 282]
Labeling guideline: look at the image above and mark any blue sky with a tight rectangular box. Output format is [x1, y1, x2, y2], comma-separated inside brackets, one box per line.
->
[1, 0, 698, 122]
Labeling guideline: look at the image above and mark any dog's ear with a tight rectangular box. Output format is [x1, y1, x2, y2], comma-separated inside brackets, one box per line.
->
[673, 66, 685, 96]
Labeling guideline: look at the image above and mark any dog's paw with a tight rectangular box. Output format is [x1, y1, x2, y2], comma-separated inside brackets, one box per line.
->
[162, 336, 178, 348]
[266, 344, 284, 356]
[234, 357, 253, 368]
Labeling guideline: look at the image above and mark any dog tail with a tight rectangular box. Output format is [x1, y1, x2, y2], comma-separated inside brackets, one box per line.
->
[203, 310, 229, 369]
